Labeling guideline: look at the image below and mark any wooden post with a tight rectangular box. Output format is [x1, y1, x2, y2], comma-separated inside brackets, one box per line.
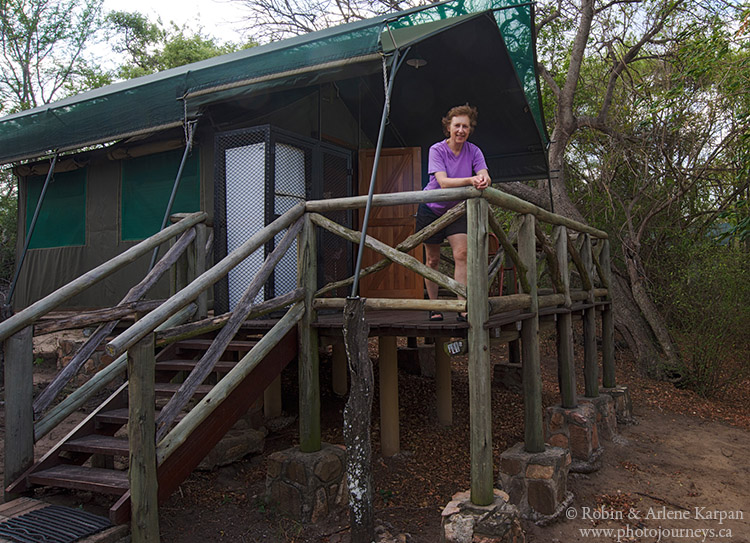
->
[435, 337, 452, 426]
[508, 338, 521, 365]
[600, 240, 616, 388]
[3, 326, 33, 501]
[343, 298, 375, 543]
[518, 214, 544, 453]
[128, 332, 159, 542]
[170, 236, 189, 296]
[466, 197, 493, 506]
[554, 226, 577, 408]
[298, 214, 321, 452]
[378, 336, 399, 457]
[581, 235, 599, 398]
[264, 375, 282, 418]
[332, 342, 348, 397]
[193, 223, 209, 320]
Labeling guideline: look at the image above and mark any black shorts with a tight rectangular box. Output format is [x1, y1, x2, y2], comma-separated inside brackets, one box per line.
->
[415, 203, 467, 245]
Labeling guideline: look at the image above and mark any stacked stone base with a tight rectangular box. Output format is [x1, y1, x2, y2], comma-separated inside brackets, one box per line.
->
[441, 489, 524, 543]
[497, 444, 573, 524]
[266, 443, 347, 522]
[579, 394, 618, 440]
[601, 385, 635, 424]
[545, 403, 602, 473]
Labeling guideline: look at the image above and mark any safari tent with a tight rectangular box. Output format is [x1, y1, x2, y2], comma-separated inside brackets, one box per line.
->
[0, 0, 549, 310]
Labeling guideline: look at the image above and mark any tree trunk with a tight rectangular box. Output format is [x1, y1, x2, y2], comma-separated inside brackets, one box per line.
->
[342, 298, 375, 543]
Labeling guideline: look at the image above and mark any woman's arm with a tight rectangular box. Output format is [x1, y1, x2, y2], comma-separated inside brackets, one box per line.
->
[434, 169, 491, 190]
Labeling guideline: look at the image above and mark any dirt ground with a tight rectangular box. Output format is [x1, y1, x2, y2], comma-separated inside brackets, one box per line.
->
[1, 330, 749, 542]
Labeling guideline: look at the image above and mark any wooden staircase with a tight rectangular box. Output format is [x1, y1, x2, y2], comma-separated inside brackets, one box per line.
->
[7, 328, 298, 524]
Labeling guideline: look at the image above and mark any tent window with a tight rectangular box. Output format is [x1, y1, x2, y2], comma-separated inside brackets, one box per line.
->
[121, 149, 201, 241]
[26, 169, 87, 249]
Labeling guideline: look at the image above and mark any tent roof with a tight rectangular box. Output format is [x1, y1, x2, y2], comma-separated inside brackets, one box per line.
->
[0, 0, 548, 174]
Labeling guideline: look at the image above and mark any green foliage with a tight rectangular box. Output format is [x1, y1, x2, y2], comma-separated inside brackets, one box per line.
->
[653, 240, 750, 398]
[0, 167, 16, 291]
[0, 0, 106, 111]
[107, 11, 257, 80]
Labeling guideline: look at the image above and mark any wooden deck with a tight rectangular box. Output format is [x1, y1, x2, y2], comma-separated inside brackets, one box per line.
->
[238, 301, 610, 339]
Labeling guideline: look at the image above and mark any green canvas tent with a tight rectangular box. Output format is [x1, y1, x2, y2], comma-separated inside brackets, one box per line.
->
[1, 0, 550, 309]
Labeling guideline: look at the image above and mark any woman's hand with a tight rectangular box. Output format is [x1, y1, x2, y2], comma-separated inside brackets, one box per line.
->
[471, 172, 491, 190]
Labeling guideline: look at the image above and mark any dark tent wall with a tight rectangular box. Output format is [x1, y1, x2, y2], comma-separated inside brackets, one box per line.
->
[13, 142, 213, 309]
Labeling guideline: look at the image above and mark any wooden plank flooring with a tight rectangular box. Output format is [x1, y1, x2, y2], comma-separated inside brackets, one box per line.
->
[238, 304, 609, 339]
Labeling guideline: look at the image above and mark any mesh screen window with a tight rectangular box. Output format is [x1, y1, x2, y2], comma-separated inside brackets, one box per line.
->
[121, 148, 201, 241]
[214, 125, 353, 314]
[25, 168, 87, 249]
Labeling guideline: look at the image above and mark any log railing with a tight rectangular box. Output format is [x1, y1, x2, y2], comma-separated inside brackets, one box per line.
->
[3, 183, 615, 527]
[1, 211, 207, 501]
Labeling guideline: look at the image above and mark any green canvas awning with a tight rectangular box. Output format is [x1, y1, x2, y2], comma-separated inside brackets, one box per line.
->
[0, 0, 548, 179]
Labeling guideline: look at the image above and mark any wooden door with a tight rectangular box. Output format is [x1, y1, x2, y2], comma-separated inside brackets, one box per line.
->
[358, 147, 423, 299]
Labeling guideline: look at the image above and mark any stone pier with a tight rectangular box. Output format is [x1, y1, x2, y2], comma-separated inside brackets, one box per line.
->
[578, 394, 618, 440]
[544, 403, 602, 473]
[601, 385, 635, 424]
[441, 489, 524, 543]
[265, 443, 347, 522]
[497, 444, 573, 524]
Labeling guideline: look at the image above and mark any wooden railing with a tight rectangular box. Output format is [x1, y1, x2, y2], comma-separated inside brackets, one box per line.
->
[1, 184, 615, 532]
[0, 211, 208, 503]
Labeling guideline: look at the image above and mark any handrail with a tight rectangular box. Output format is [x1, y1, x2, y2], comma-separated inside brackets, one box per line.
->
[304, 186, 606, 239]
[105, 203, 305, 358]
[305, 186, 481, 212]
[482, 187, 608, 239]
[156, 301, 305, 464]
[0, 211, 207, 342]
[33, 303, 197, 442]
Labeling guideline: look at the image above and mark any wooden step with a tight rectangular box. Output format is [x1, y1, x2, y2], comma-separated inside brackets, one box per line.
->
[28, 466, 128, 495]
[96, 408, 130, 425]
[154, 382, 213, 397]
[96, 408, 186, 426]
[156, 359, 238, 373]
[63, 435, 129, 456]
[175, 338, 257, 351]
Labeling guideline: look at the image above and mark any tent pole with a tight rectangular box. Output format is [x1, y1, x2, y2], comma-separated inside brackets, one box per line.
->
[351, 48, 407, 297]
[149, 120, 198, 271]
[7, 152, 58, 306]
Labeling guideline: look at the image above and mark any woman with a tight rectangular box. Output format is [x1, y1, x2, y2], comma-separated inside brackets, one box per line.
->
[415, 104, 491, 321]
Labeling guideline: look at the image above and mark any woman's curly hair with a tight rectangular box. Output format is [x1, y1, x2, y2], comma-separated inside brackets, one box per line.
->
[442, 104, 478, 137]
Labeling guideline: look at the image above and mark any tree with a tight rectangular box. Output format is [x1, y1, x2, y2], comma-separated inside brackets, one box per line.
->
[106, 11, 257, 79]
[533, 0, 749, 371]
[0, 0, 106, 113]
[223, 0, 748, 376]
[232, 0, 428, 41]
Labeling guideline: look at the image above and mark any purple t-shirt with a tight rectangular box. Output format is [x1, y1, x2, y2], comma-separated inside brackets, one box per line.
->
[424, 140, 488, 215]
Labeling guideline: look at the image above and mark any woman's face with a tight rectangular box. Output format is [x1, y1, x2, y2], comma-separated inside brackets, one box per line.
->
[448, 115, 472, 144]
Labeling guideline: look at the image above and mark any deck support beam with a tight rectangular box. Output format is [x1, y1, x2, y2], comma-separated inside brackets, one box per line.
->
[128, 332, 159, 542]
[519, 214, 544, 453]
[435, 337, 452, 426]
[554, 226, 576, 408]
[378, 336, 399, 457]
[600, 240, 616, 388]
[193, 222, 209, 320]
[467, 197, 493, 506]
[581, 235, 599, 398]
[264, 375, 282, 419]
[298, 214, 321, 452]
[331, 342, 348, 397]
[3, 325, 34, 501]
